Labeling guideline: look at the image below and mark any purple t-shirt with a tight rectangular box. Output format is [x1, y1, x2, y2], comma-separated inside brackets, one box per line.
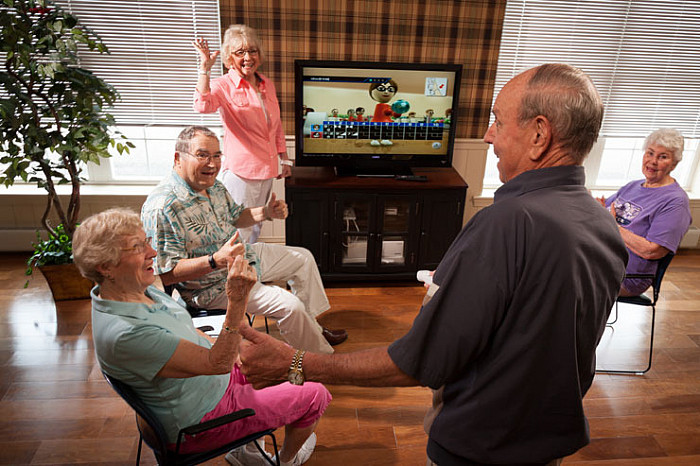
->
[606, 179, 691, 293]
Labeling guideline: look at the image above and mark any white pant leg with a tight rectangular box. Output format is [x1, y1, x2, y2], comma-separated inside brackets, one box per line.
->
[249, 281, 333, 354]
[251, 242, 330, 319]
[220, 170, 273, 244]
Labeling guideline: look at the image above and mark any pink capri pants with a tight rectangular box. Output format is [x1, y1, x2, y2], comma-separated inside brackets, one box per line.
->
[178, 365, 331, 453]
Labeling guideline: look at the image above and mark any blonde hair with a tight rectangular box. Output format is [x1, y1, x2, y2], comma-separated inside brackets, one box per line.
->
[73, 208, 143, 283]
[221, 24, 265, 69]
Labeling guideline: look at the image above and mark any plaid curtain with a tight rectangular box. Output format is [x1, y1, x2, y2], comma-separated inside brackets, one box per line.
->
[219, 0, 506, 139]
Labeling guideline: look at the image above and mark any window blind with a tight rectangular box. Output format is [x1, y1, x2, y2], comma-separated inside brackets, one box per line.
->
[56, 0, 222, 126]
[493, 0, 700, 138]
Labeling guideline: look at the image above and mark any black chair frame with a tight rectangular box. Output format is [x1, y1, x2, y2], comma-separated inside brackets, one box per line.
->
[597, 252, 674, 375]
[103, 372, 279, 466]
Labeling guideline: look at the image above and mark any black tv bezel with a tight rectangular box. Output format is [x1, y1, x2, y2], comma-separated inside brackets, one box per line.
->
[294, 59, 462, 175]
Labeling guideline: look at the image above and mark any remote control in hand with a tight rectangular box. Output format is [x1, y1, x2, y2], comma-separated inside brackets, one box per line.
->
[416, 269, 433, 285]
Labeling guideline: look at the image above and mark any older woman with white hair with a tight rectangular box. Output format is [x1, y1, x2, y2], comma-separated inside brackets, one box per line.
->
[73, 208, 329, 465]
[192, 24, 291, 243]
[599, 128, 692, 296]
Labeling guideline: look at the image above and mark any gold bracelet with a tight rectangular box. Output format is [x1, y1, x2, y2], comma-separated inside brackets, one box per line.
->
[222, 325, 240, 335]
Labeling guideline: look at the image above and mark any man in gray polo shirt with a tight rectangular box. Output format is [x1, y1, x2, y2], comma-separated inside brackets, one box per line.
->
[238, 64, 628, 465]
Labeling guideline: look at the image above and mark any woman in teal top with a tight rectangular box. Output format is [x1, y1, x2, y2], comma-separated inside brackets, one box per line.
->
[73, 208, 330, 466]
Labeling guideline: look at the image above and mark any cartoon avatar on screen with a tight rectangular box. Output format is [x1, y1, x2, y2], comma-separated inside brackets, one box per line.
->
[355, 107, 366, 122]
[368, 79, 410, 146]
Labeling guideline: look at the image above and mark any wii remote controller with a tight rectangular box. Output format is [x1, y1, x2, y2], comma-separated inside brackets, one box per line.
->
[416, 269, 433, 286]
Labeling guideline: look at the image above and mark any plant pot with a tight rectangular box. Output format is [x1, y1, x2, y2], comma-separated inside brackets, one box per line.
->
[39, 263, 94, 301]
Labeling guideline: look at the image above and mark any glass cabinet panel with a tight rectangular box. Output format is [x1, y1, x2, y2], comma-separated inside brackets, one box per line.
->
[381, 199, 411, 233]
[340, 199, 370, 266]
[379, 199, 412, 266]
[380, 234, 407, 265]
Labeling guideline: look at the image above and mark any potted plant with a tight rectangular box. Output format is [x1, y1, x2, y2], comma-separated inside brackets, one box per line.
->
[0, 0, 132, 300]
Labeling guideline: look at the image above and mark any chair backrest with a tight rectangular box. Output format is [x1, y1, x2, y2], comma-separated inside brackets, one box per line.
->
[163, 283, 176, 297]
[102, 371, 171, 461]
[651, 252, 674, 304]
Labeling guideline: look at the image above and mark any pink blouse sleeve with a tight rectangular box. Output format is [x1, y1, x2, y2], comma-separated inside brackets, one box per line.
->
[193, 85, 220, 114]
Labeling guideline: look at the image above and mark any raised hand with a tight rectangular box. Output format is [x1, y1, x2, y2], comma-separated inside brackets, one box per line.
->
[214, 231, 246, 268]
[225, 255, 257, 305]
[266, 192, 288, 220]
[238, 324, 294, 389]
[191, 37, 219, 73]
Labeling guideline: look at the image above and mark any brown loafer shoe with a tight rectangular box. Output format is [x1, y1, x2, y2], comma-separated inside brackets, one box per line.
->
[322, 327, 348, 346]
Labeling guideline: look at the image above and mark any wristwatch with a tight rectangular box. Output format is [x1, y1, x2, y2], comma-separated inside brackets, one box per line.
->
[287, 349, 306, 385]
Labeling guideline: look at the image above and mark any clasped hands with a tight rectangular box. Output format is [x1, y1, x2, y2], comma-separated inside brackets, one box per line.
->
[219, 249, 294, 388]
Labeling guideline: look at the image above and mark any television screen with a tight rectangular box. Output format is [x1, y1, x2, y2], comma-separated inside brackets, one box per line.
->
[295, 60, 462, 176]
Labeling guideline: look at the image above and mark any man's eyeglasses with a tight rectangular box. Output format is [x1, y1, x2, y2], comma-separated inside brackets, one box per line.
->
[121, 237, 152, 255]
[233, 48, 259, 57]
[181, 151, 223, 162]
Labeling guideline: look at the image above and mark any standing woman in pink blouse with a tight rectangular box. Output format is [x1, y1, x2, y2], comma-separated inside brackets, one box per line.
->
[192, 25, 292, 243]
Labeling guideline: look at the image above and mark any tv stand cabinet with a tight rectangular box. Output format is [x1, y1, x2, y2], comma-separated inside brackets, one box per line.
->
[285, 167, 467, 281]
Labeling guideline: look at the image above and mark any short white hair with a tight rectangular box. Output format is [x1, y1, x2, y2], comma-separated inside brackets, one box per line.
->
[644, 128, 684, 163]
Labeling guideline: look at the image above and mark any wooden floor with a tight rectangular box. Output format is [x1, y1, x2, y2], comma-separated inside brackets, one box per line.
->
[0, 251, 698, 465]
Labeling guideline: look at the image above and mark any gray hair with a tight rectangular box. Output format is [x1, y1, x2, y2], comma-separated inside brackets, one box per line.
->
[222, 24, 265, 69]
[175, 125, 218, 154]
[72, 208, 143, 283]
[518, 64, 604, 164]
[644, 128, 684, 163]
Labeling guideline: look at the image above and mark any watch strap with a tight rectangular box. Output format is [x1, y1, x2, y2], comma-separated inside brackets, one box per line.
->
[288, 349, 306, 384]
[208, 254, 217, 269]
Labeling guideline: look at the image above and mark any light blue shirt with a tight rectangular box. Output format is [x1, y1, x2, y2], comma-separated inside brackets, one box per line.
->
[92, 285, 228, 443]
[141, 170, 260, 308]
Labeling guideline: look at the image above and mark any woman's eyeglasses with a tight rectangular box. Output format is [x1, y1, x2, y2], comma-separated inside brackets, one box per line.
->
[233, 48, 259, 57]
[121, 237, 153, 255]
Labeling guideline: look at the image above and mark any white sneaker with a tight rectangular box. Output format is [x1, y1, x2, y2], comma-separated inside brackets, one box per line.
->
[225, 440, 273, 466]
[280, 432, 316, 466]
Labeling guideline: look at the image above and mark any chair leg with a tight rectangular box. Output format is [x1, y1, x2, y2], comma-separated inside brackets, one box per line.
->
[597, 303, 655, 375]
[263, 432, 280, 466]
[641, 304, 656, 374]
[246, 313, 270, 334]
[607, 301, 619, 325]
[136, 435, 143, 466]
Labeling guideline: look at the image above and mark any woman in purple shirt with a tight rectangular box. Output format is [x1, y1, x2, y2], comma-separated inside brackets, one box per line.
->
[599, 128, 692, 296]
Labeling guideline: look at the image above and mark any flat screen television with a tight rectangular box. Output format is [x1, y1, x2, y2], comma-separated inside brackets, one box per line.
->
[295, 60, 462, 177]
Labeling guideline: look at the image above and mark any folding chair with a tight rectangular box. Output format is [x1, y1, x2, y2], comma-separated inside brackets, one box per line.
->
[102, 371, 278, 466]
[597, 252, 674, 375]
